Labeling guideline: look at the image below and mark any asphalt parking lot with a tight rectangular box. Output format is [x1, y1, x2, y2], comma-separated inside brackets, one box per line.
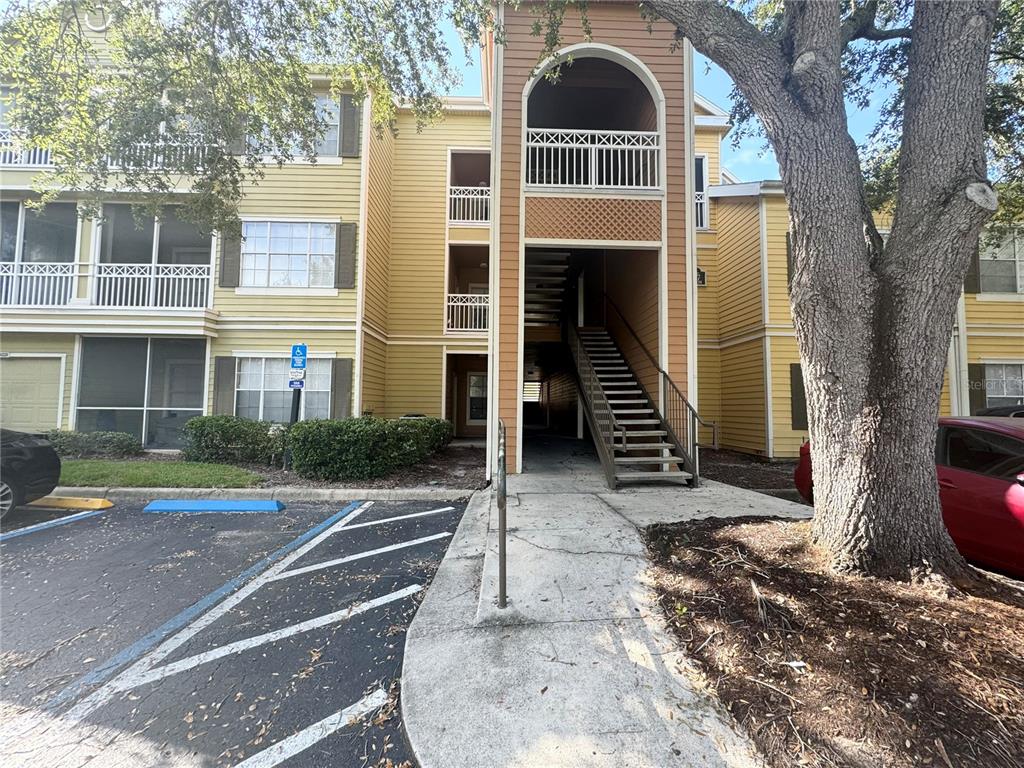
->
[0, 497, 466, 767]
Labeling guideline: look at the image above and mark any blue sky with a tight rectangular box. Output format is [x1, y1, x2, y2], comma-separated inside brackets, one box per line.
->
[442, 28, 887, 183]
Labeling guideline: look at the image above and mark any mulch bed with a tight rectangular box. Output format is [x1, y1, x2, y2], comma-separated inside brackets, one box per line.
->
[647, 517, 1024, 768]
[700, 449, 800, 493]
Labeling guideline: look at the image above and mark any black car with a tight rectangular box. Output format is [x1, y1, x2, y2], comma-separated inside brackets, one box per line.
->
[0, 430, 61, 519]
[977, 404, 1024, 418]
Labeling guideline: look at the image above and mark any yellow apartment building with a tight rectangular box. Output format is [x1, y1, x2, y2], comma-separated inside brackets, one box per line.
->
[2, 2, 1021, 484]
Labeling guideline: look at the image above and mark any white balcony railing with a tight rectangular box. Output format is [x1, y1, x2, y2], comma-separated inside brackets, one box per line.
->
[446, 293, 489, 333]
[108, 140, 213, 170]
[94, 264, 211, 308]
[0, 129, 52, 167]
[525, 128, 660, 190]
[0, 262, 75, 305]
[448, 186, 491, 224]
[695, 191, 707, 229]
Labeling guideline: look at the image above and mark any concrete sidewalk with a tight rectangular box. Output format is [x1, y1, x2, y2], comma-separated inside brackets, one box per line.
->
[402, 438, 811, 767]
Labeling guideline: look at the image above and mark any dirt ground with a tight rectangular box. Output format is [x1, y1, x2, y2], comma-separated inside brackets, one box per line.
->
[647, 517, 1024, 768]
[700, 449, 800, 492]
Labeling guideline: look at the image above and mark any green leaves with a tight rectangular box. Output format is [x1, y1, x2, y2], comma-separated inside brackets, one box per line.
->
[0, 0, 497, 235]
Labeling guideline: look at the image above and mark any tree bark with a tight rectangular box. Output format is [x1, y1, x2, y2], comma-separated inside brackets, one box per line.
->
[649, 0, 999, 580]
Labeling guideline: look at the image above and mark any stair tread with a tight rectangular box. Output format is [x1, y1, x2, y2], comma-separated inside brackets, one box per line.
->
[616, 470, 691, 480]
[616, 443, 676, 450]
[615, 456, 685, 464]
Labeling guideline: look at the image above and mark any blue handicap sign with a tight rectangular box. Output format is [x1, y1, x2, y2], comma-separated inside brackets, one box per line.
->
[291, 343, 307, 369]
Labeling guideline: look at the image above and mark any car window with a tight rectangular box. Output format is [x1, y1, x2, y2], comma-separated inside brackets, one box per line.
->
[941, 427, 1024, 479]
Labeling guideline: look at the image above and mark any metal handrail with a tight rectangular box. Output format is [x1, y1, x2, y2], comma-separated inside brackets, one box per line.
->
[496, 418, 507, 609]
[568, 323, 626, 489]
[603, 294, 719, 486]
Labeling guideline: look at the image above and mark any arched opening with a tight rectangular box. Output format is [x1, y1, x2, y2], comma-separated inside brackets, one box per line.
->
[527, 56, 658, 132]
[525, 53, 662, 190]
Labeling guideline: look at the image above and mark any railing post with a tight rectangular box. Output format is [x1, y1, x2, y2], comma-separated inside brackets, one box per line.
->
[497, 419, 507, 609]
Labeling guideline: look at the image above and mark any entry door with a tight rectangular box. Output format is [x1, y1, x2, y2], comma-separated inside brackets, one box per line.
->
[0, 357, 62, 431]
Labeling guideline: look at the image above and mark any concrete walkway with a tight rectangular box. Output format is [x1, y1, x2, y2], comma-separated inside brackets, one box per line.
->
[402, 436, 811, 767]
[51, 485, 478, 502]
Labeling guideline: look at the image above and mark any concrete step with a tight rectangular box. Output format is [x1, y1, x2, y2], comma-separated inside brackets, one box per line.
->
[616, 470, 691, 482]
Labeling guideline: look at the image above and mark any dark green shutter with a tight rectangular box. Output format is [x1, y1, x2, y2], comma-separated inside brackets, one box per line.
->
[967, 363, 987, 415]
[219, 233, 241, 288]
[340, 94, 361, 157]
[334, 222, 356, 289]
[790, 363, 808, 431]
[213, 357, 237, 415]
[964, 241, 981, 294]
[331, 358, 354, 419]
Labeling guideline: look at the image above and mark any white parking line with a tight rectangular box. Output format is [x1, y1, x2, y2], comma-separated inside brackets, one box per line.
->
[109, 585, 423, 693]
[66, 501, 375, 721]
[234, 687, 388, 768]
[268, 532, 453, 582]
[341, 506, 456, 530]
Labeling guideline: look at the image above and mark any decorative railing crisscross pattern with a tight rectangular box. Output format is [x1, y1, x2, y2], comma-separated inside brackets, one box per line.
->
[94, 263, 211, 308]
[0, 262, 75, 305]
[526, 128, 660, 190]
[445, 293, 489, 332]
[448, 186, 491, 224]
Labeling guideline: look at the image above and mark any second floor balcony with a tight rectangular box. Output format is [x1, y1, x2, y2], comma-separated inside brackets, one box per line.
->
[525, 128, 660, 191]
[1, 201, 212, 310]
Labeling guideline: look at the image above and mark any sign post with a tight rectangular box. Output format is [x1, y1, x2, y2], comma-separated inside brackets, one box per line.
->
[284, 344, 306, 469]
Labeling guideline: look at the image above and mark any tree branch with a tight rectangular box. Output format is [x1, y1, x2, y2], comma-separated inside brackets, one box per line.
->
[841, 0, 911, 47]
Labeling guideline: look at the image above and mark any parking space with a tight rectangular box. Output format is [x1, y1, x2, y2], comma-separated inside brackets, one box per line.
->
[0, 498, 466, 767]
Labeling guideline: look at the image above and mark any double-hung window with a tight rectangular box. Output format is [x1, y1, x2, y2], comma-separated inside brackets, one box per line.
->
[984, 364, 1024, 408]
[314, 95, 341, 156]
[235, 357, 331, 422]
[240, 221, 336, 288]
[979, 229, 1024, 293]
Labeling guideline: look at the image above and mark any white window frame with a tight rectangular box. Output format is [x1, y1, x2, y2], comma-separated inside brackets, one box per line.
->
[466, 372, 488, 425]
[239, 219, 337, 290]
[983, 362, 1024, 407]
[233, 355, 332, 423]
[979, 228, 1024, 295]
[694, 154, 709, 230]
[2, 200, 78, 265]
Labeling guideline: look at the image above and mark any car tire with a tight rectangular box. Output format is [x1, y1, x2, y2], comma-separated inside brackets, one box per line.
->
[0, 480, 22, 521]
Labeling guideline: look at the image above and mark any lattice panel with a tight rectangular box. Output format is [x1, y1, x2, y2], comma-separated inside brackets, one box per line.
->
[524, 196, 662, 242]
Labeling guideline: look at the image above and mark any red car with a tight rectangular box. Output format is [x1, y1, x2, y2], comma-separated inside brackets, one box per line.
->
[795, 417, 1024, 578]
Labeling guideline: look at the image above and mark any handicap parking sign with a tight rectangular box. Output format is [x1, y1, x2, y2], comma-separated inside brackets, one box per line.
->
[291, 343, 307, 369]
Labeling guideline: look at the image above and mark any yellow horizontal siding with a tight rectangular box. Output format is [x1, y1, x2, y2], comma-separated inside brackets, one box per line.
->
[964, 295, 1024, 328]
[696, 244, 719, 341]
[767, 335, 805, 459]
[389, 111, 490, 336]
[964, 333, 1024, 363]
[364, 127, 394, 333]
[696, 347, 722, 446]
[0, 332, 76, 429]
[448, 226, 490, 243]
[719, 338, 767, 455]
[716, 198, 763, 337]
[762, 196, 791, 326]
[360, 334, 387, 417]
[383, 344, 443, 418]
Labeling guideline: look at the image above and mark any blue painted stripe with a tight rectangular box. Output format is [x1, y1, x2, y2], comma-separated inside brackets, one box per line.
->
[0, 509, 107, 542]
[45, 501, 363, 713]
[143, 499, 285, 513]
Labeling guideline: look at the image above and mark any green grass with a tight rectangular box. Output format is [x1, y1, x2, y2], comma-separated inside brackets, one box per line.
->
[60, 459, 262, 488]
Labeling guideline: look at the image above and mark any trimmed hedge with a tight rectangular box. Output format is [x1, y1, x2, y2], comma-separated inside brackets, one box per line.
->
[46, 430, 143, 458]
[181, 415, 287, 465]
[289, 417, 453, 481]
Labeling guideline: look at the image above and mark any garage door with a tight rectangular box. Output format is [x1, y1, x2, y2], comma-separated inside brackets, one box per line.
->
[0, 357, 62, 432]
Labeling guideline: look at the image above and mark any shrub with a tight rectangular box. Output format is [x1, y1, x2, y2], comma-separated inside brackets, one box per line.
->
[46, 430, 143, 458]
[289, 416, 454, 481]
[181, 415, 286, 465]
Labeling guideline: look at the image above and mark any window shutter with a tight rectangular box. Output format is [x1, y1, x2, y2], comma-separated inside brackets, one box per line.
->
[331, 358, 354, 419]
[213, 357, 237, 415]
[219, 233, 241, 288]
[963, 241, 981, 294]
[967, 363, 987, 415]
[790, 363, 808, 431]
[335, 222, 356, 289]
[340, 94, 361, 157]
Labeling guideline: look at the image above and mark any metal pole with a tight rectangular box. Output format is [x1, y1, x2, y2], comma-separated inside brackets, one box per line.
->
[497, 418, 507, 609]
[283, 388, 301, 469]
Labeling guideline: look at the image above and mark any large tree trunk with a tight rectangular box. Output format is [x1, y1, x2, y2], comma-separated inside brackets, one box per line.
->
[651, 0, 999, 580]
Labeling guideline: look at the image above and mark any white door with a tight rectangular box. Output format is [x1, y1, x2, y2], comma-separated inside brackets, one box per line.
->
[0, 357, 62, 431]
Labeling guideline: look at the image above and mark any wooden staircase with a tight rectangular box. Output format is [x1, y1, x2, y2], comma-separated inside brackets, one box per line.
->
[576, 328, 692, 485]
